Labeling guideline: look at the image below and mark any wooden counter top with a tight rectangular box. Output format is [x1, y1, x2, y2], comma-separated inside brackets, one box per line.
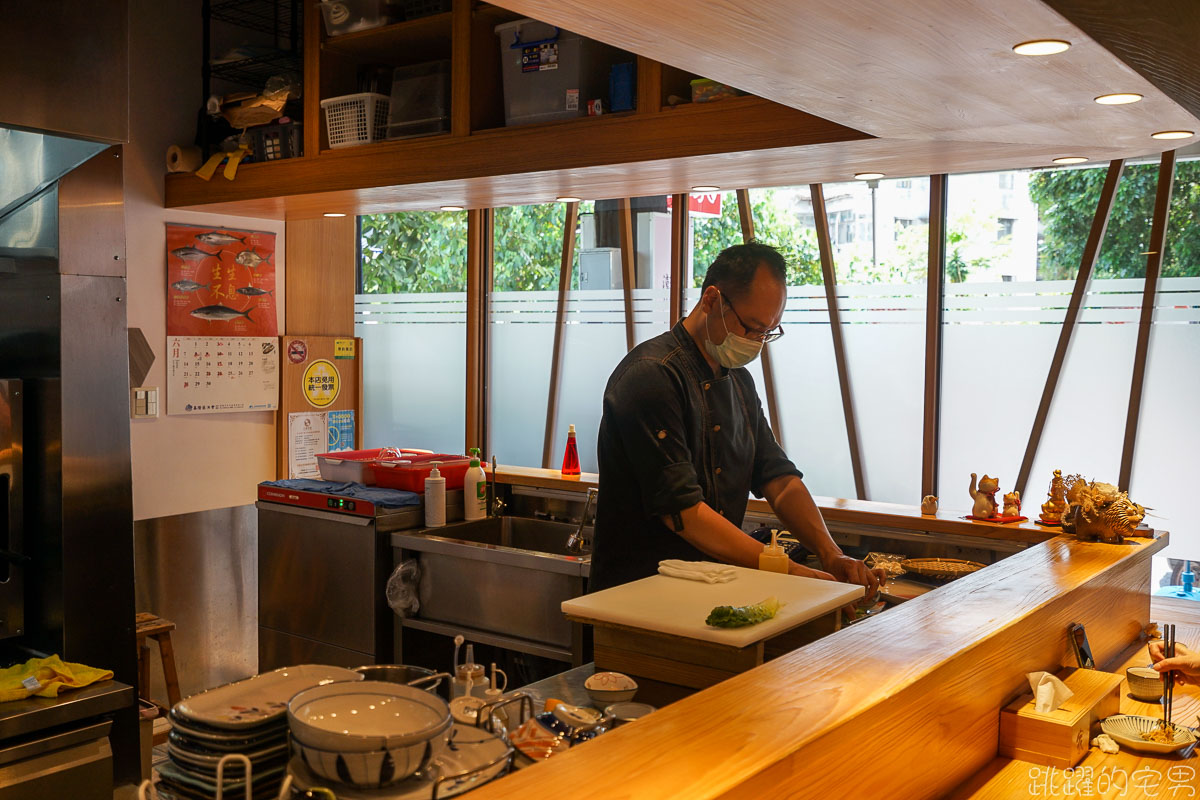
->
[467, 530, 1167, 799]
[494, 464, 1058, 545]
[951, 602, 1200, 799]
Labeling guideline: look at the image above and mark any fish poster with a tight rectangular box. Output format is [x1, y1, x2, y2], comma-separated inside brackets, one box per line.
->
[166, 336, 279, 416]
[165, 223, 278, 337]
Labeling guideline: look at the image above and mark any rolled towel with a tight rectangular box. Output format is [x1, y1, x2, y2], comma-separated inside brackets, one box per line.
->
[658, 560, 738, 583]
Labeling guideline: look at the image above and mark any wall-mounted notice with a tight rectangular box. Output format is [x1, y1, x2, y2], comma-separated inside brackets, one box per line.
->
[166, 223, 278, 337]
[286, 409, 356, 478]
[288, 412, 325, 479]
[167, 336, 279, 415]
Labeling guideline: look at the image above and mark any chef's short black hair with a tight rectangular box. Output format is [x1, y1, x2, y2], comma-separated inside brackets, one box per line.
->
[700, 242, 787, 301]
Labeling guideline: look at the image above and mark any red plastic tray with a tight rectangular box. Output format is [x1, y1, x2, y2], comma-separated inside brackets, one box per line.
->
[368, 453, 483, 492]
[316, 447, 432, 484]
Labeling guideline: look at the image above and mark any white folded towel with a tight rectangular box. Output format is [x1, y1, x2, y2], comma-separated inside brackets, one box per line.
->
[657, 560, 738, 583]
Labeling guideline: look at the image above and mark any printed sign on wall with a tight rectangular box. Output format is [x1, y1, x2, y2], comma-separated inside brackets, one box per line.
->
[166, 223, 278, 337]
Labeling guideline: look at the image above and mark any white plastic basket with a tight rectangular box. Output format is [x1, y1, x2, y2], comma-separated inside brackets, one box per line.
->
[320, 92, 390, 148]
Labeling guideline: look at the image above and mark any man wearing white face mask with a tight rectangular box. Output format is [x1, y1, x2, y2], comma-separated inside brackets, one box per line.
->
[590, 242, 884, 594]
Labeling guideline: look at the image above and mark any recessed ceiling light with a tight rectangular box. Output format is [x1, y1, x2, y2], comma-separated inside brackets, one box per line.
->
[1094, 93, 1142, 105]
[854, 172, 885, 180]
[691, 185, 720, 192]
[1052, 156, 1088, 164]
[1012, 39, 1071, 56]
[439, 205, 464, 211]
[323, 212, 347, 217]
[556, 196, 582, 203]
[1151, 130, 1195, 140]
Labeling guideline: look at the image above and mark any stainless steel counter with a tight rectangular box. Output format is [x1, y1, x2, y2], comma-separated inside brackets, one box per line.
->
[511, 663, 595, 711]
[0, 680, 133, 740]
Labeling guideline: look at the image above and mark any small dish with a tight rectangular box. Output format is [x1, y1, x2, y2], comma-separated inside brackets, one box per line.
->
[510, 704, 606, 761]
[449, 695, 486, 725]
[604, 701, 656, 726]
[1101, 714, 1197, 754]
[1126, 666, 1164, 701]
[584, 672, 637, 708]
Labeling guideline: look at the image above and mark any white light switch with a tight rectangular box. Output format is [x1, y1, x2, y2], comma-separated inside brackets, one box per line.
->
[132, 387, 159, 418]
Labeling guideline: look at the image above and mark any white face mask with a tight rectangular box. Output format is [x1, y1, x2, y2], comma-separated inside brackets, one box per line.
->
[704, 294, 763, 369]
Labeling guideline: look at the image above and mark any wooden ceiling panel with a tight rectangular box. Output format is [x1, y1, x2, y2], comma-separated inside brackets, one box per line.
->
[485, 0, 1200, 149]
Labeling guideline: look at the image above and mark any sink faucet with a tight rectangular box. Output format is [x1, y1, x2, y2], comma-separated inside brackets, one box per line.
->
[489, 456, 507, 517]
[566, 488, 597, 554]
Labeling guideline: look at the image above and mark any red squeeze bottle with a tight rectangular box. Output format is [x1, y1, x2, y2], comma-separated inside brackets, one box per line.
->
[561, 424, 581, 476]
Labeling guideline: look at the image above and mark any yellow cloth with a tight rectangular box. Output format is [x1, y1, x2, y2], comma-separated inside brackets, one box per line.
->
[0, 655, 114, 703]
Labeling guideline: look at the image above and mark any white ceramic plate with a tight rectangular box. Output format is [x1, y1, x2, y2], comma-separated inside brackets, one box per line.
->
[168, 738, 288, 769]
[174, 665, 362, 729]
[1101, 714, 1197, 754]
[287, 723, 511, 799]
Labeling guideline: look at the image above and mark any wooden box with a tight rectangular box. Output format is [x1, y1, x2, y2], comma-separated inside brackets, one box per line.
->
[998, 668, 1123, 768]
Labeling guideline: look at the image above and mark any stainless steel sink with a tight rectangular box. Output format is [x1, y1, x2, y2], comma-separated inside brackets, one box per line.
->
[420, 516, 591, 557]
[391, 517, 592, 657]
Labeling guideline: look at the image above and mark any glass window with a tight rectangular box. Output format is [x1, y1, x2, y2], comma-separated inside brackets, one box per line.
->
[357, 211, 467, 454]
[939, 161, 1160, 503]
[1130, 157, 1200, 559]
[490, 202, 586, 469]
[813, 177, 929, 504]
[553, 197, 675, 472]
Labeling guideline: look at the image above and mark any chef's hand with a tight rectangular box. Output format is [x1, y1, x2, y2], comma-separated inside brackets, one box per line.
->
[822, 554, 886, 596]
[787, 561, 835, 581]
[1149, 641, 1200, 686]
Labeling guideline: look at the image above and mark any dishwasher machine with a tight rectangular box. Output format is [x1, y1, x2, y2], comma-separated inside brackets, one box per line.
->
[256, 482, 457, 671]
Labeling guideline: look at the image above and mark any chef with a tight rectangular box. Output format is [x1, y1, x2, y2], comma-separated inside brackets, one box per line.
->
[590, 242, 884, 594]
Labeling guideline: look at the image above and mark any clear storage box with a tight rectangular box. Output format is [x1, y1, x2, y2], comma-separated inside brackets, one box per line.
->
[321, 92, 390, 148]
[386, 59, 451, 139]
[319, 0, 390, 36]
[494, 18, 622, 127]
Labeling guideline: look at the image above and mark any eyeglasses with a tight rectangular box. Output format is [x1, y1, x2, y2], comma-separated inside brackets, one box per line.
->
[720, 291, 785, 343]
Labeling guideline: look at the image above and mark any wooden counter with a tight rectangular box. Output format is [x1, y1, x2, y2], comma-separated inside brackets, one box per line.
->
[466, 520, 1168, 799]
[495, 465, 1059, 545]
[951, 598, 1200, 799]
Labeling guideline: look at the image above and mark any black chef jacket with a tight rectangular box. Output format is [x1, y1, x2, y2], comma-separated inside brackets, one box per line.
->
[589, 322, 803, 592]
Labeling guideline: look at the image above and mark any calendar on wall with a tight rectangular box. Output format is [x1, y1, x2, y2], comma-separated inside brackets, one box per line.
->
[167, 336, 280, 415]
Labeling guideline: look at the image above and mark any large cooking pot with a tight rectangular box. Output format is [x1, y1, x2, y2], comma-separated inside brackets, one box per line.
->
[353, 664, 444, 692]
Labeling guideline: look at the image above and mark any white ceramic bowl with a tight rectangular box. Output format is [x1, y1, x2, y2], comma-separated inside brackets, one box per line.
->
[288, 680, 451, 755]
[1125, 666, 1164, 701]
[292, 735, 444, 788]
[584, 671, 637, 708]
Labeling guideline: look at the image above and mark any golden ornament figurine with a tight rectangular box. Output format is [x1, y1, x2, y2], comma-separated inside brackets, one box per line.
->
[1040, 469, 1068, 523]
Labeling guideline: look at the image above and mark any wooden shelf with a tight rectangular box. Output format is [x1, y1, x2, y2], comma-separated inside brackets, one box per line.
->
[165, 95, 871, 216]
[320, 11, 453, 63]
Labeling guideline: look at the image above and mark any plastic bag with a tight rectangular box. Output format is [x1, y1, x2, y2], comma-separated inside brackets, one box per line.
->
[386, 559, 421, 618]
[865, 552, 906, 578]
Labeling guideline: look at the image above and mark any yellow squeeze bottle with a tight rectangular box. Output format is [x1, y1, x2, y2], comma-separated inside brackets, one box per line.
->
[758, 529, 790, 574]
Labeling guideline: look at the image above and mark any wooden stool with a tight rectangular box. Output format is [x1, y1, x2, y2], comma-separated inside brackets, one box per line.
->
[135, 612, 182, 711]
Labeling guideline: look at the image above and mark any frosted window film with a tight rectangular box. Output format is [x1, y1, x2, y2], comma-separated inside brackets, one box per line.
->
[355, 293, 467, 455]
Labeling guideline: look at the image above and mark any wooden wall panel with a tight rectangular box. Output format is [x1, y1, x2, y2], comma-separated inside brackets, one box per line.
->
[275, 335, 363, 479]
[284, 215, 357, 336]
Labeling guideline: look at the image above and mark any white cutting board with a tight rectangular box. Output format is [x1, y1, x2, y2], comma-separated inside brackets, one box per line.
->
[563, 565, 864, 648]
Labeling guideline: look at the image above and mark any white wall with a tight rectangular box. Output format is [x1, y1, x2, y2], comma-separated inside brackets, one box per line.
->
[126, 0, 284, 521]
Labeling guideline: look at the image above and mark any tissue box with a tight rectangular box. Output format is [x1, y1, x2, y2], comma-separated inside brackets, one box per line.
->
[998, 668, 1123, 768]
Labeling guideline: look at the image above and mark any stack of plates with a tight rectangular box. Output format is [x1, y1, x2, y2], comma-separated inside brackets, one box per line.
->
[156, 664, 361, 800]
